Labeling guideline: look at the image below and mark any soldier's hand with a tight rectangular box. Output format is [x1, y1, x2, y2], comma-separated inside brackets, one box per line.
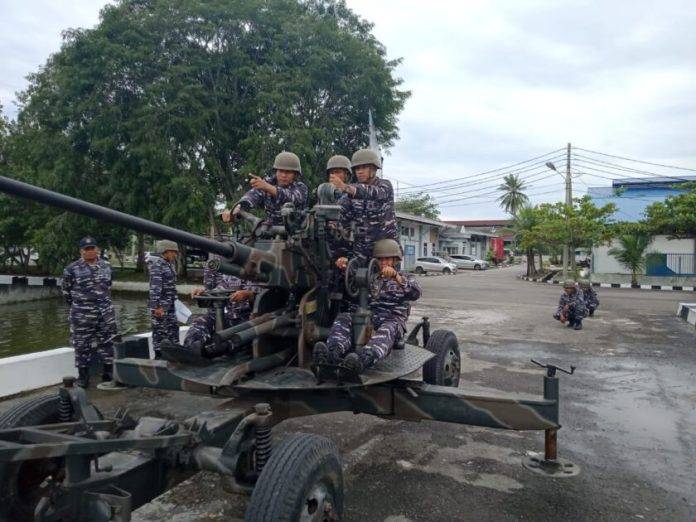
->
[381, 266, 397, 279]
[560, 314, 567, 323]
[191, 288, 204, 298]
[249, 175, 269, 191]
[329, 173, 347, 191]
[221, 209, 233, 223]
[230, 290, 255, 302]
[153, 307, 165, 318]
[335, 257, 348, 270]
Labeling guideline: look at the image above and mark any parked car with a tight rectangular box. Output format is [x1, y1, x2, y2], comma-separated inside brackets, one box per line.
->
[414, 256, 458, 274]
[449, 254, 488, 270]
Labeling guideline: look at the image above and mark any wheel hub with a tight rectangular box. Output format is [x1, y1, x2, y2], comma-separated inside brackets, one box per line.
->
[302, 481, 337, 522]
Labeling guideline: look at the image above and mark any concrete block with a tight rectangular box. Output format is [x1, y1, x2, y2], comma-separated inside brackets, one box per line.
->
[677, 303, 696, 328]
[0, 348, 76, 398]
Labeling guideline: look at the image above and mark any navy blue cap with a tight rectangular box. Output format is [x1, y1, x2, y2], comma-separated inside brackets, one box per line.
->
[79, 236, 98, 248]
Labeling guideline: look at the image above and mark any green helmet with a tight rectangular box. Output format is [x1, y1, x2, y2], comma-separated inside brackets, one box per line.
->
[562, 279, 576, 289]
[156, 240, 179, 254]
[351, 148, 381, 170]
[326, 155, 352, 175]
[578, 279, 591, 288]
[273, 151, 302, 175]
[373, 239, 402, 260]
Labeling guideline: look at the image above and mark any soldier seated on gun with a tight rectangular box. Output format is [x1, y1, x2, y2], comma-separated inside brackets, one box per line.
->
[220, 151, 308, 227]
[578, 279, 599, 317]
[313, 239, 422, 374]
[553, 280, 586, 330]
[182, 260, 256, 355]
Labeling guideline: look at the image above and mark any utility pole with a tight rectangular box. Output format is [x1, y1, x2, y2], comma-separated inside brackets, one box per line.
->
[562, 142, 572, 279]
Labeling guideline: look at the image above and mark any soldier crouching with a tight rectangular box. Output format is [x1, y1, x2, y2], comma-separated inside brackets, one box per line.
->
[313, 239, 421, 374]
[579, 279, 599, 317]
[148, 240, 180, 356]
[554, 280, 586, 330]
[61, 236, 118, 388]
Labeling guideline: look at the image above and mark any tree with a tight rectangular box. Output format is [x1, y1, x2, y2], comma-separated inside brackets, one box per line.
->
[8, 0, 409, 274]
[609, 230, 652, 286]
[512, 205, 542, 276]
[644, 183, 696, 238]
[395, 192, 440, 220]
[497, 174, 529, 216]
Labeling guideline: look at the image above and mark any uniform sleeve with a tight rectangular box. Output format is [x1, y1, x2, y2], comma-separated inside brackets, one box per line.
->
[238, 187, 265, 210]
[275, 181, 308, 209]
[61, 266, 74, 305]
[556, 294, 565, 315]
[400, 272, 422, 301]
[203, 266, 220, 291]
[149, 260, 163, 308]
[574, 293, 586, 315]
[351, 179, 394, 202]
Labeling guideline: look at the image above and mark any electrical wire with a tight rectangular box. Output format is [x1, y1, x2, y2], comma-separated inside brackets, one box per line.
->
[574, 147, 696, 173]
[428, 168, 559, 202]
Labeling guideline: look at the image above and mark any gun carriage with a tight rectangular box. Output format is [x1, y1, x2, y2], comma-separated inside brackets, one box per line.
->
[0, 175, 578, 521]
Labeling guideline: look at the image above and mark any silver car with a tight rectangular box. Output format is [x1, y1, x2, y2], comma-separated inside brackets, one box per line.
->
[449, 255, 488, 270]
[414, 256, 458, 274]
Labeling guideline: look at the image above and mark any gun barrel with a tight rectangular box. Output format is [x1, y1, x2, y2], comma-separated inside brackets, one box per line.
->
[0, 175, 235, 258]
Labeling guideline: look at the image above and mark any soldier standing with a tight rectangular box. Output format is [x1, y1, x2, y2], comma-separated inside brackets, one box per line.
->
[553, 280, 587, 330]
[329, 148, 400, 268]
[148, 240, 180, 356]
[324, 155, 353, 259]
[221, 151, 308, 227]
[61, 236, 117, 388]
[579, 279, 599, 317]
[313, 239, 421, 374]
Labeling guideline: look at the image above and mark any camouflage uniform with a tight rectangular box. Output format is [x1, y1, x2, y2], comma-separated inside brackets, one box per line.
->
[582, 286, 599, 316]
[61, 258, 117, 367]
[148, 254, 179, 353]
[554, 289, 587, 326]
[327, 271, 421, 362]
[182, 264, 255, 349]
[338, 179, 400, 263]
[238, 176, 308, 227]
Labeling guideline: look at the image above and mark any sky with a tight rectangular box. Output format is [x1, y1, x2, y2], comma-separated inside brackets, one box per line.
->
[1, 0, 695, 219]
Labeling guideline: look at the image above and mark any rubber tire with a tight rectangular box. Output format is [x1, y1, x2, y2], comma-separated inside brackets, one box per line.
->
[422, 330, 461, 387]
[415, 266, 424, 274]
[245, 433, 344, 522]
[443, 267, 451, 274]
[0, 394, 64, 521]
[474, 264, 481, 270]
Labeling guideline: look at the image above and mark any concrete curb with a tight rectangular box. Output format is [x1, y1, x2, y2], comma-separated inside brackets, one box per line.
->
[677, 303, 696, 328]
[517, 275, 696, 292]
[0, 274, 60, 287]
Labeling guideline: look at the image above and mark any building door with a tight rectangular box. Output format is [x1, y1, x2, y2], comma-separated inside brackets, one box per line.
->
[403, 244, 417, 271]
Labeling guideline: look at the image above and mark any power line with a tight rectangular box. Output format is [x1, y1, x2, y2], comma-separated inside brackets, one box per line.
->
[437, 184, 568, 208]
[428, 168, 559, 202]
[574, 147, 696, 173]
[572, 154, 695, 183]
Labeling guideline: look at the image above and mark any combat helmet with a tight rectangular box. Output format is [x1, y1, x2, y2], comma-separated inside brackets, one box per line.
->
[156, 240, 179, 254]
[578, 279, 591, 288]
[562, 279, 576, 289]
[273, 151, 302, 175]
[373, 239, 402, 260]
[351, 148, 381, 172]
[326, 155, 352, 181]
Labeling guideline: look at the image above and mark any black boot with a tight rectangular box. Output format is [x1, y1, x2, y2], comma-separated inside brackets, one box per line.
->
[101, 363, 113, 382]
[342, 349, 377, 375]
[574, 320, 583, 330]
[589, 308, 595, 317]
[313, 342, 329, 365]
[77, 366, 90, 389]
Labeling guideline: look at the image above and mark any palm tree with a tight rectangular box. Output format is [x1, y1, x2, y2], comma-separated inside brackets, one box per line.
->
[497, 174, 529, 215]
[512, 205, 540, 276]
[608, 233, 652, 286]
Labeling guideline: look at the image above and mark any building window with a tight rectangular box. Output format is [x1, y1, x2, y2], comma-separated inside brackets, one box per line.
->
[423, 243, 427, 256]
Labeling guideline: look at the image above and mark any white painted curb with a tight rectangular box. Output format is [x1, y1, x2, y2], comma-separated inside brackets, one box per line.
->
[677, 303, 696, 328]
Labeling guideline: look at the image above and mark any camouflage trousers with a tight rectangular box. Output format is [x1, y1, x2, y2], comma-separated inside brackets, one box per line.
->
[326, 312, 402, 362]
[69, 303, 117, 367]
[183, 313, 216, 348]
[151, 307, 179, 353]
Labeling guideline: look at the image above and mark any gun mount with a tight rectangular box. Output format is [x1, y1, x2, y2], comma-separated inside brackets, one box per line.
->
[0, 174, 578, 521]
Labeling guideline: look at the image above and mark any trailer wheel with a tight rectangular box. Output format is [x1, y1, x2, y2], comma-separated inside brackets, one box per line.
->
[245, 433, 343, 522]
[0, 394, 66, 521]
[422, 329, 461, 387]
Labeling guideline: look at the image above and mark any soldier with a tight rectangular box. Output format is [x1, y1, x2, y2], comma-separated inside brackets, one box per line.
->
[61, 236, 117, 388]
[579, 279, 599, 317]
[148, 240, 180, 356]
[330, 148, 400, 268]
[182, 260, 256, 353]
[553, 280, 586, 330]
[325, 155, 353, 259]
[221, 151, 308, 227]
[313, 239, 421, 374]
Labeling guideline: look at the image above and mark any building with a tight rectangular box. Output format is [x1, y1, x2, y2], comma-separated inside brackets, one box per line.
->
[441, 219, 513, 258]
[437, 226, 494, 259]
[587, 176, 696, 281]
[396, 212, 447, 271]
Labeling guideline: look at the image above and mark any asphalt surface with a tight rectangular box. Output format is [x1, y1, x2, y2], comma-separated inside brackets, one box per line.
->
[3, 266, 695, 521]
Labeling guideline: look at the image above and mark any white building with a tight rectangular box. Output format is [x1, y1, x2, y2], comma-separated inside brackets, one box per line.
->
[396, 212, 447, 271]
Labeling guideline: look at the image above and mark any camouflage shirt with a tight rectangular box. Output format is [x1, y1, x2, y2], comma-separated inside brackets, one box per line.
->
[202, 264, 257, 321]
[339, 178, 400, 262]
[238, 176, 308, 227]
[556, 289, 586, 317]
[370, 271, 421, 331]
[61, 258, 113, 306]
[148, 255, 177, 309]
[581, 287, 599, 308]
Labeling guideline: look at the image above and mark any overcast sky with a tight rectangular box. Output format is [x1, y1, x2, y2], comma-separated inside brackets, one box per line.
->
[1, 1, 695, 219]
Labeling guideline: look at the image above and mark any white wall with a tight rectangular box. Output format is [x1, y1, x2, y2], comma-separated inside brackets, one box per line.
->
[593, 236, 695, 274]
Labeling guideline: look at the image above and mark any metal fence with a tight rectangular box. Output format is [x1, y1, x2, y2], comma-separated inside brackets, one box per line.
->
[646, 253, 695, 276]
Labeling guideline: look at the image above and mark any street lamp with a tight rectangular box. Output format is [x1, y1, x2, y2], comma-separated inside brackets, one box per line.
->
[545, 161, 557, 171]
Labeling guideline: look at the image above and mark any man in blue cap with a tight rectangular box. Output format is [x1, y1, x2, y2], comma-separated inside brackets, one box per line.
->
[61, 236, 118, 388]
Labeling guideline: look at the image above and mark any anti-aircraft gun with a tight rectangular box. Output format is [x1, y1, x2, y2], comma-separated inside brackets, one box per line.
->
[0, 175, 578, 521]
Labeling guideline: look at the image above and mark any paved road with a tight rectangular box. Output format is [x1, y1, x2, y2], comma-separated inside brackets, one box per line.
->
[4, 267, 695, 520]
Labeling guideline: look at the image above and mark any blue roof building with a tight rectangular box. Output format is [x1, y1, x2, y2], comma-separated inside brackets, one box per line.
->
[587, 176, 696, 222]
